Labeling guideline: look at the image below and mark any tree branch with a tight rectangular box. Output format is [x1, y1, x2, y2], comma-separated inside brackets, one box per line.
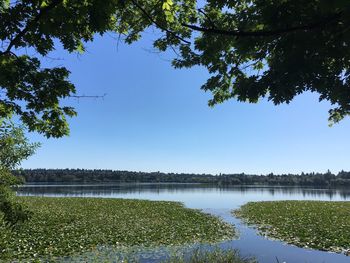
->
[130, 0, 191, 45]
[69, 94, 107, 99]
[182, 13, 342, 38]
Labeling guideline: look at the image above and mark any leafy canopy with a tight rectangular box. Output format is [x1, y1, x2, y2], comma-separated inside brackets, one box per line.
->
[172, 0, 350, 125]
[1, 0, 350, 138]
[0, 119, 39, 171]
[0, 119, 39, 225]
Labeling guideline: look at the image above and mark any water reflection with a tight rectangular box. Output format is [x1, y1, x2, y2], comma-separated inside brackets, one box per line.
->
[16, 184, 350, 203]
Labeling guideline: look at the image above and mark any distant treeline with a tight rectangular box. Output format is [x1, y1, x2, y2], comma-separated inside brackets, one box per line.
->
[13, 169, 350, 187]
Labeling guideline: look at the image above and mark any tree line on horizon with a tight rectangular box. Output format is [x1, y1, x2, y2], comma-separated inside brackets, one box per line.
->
[13, 169, 350, 187]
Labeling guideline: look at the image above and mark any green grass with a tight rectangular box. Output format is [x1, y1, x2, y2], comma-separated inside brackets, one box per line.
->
[164, 248, 256, 263]
[235, 201, 350, 255]
[0, 197, 234, 262]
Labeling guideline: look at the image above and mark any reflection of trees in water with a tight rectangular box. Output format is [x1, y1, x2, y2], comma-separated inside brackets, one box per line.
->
[16, 184, 213, 196]
[221, 186, 350, 200]
[15, 184, 350, 200]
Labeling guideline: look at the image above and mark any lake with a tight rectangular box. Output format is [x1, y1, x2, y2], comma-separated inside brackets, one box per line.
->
[16, 184, 350, 263]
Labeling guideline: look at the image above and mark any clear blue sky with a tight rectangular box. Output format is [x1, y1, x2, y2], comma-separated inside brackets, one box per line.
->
[22, 34, 350, 175]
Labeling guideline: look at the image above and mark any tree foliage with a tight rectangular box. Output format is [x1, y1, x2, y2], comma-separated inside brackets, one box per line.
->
[0, 119, 39, 226]
[1, 0, 350, 138]
[171, 0, 350, 124]
[0, 0, 196, 137]
[0, 119, 40, 170]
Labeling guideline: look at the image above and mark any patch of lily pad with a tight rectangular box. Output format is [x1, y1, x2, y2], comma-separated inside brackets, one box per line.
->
[0, 197, 234, 262]
[235, 201, 350, 255]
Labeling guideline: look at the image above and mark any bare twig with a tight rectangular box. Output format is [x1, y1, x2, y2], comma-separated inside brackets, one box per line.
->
[69, 93, 107, 99]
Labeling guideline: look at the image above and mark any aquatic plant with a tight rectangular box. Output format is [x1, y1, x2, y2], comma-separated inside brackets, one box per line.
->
[0, 197, 234, 261]
[235, 201, 350, 255]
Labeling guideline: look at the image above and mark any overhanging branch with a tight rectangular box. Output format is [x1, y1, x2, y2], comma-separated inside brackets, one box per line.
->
[182, 12, 342, 37]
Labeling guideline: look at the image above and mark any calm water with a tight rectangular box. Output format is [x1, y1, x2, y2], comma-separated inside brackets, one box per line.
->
[17, 184, 350, 263]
